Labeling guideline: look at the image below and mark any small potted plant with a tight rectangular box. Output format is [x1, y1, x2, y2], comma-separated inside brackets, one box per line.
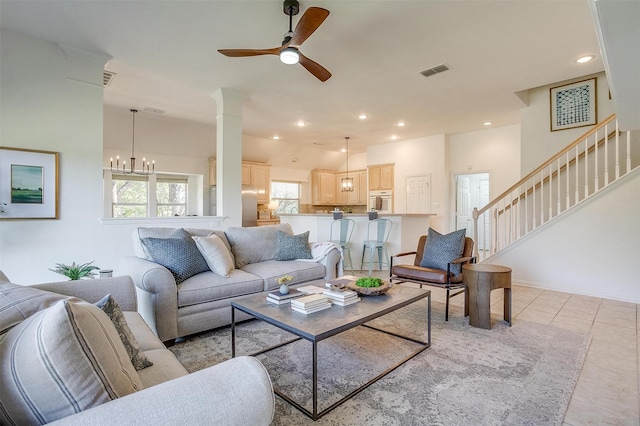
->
[49, 261, 100, 280]
[276, 274, 294, 295]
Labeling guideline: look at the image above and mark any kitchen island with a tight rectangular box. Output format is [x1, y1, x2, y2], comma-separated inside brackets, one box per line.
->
[279, 213, 435, 272]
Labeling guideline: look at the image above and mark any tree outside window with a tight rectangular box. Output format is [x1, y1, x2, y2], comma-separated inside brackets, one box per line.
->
[112, 175, 148, 218]
[110, 174, 188, 218]
[271, 181, 300, 214]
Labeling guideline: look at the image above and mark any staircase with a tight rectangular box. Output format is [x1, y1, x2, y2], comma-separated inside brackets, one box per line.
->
[472, 114, 639, 262]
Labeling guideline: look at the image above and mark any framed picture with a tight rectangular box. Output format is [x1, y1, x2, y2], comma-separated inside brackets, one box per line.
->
[0, 147, 59, 219]
[550, 78, 597, 131]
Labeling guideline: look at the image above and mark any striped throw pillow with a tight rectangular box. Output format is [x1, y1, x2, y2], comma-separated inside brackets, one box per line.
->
[0, 299, 142, 425]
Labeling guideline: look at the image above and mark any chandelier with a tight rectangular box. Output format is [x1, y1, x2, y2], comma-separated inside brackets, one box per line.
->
[341, 136, 353, 192]
[110, 109, 154, 175]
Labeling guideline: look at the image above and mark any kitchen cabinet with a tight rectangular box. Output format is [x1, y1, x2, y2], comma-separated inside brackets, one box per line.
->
[358, 170, 368, 204]
[243, 161, 270, 204]
[368, 164, 394, 190]
[335, 171, 363, 205]
[210, 160, 270, 204]
[311, 170, 336, 205]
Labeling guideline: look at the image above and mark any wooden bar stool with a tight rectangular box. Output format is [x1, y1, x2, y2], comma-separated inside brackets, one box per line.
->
[462, 263, 512, 329]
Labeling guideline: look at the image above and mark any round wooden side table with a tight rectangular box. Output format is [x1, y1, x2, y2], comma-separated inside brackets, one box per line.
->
[462, 263, 512, 329]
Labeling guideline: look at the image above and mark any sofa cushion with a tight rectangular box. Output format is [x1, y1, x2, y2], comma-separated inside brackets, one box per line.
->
[136, 348, 188, 388]
[227, 223, 294, 268]
[420, 228, 466, 275]
[141, 228, 210, 284]
[177, 270, 264, 308]
[134, 228, 234, 265]
[123, 311, 166, 351]
[0, 299, 142, 425]
[193, 235, 234, 277]
[275, 231, 313, 261]
[0, 281, 68, 341]
[96, 294, 153, 371]
[242, 260, 326, 291]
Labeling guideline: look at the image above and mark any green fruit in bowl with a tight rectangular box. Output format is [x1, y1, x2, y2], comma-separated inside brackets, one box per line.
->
[355, 277, 383, 288]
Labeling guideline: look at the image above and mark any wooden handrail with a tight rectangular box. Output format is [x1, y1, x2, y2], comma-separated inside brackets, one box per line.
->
[476, 113, 616, 217]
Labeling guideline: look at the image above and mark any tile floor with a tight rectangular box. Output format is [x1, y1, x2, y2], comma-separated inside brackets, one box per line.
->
[355, 271, 640, 425]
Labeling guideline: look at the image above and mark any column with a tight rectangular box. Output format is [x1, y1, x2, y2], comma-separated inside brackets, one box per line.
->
[211, 88, 246, 227]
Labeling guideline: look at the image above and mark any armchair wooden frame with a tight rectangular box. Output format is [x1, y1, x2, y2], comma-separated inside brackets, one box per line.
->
[389, 235, 475, 321]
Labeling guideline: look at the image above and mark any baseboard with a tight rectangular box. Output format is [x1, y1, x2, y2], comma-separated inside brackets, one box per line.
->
[513, 279, 640, 305]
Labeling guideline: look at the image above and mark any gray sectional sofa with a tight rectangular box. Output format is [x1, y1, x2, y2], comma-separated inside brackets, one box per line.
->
[0, 275, 274, 425]
[120, 223, 343, 343]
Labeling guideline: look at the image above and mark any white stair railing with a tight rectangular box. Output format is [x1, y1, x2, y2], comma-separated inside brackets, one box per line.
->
[472, 114, 638, 261]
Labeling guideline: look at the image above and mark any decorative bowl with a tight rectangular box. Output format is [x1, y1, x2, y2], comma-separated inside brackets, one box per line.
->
[347, 280, 392, 296]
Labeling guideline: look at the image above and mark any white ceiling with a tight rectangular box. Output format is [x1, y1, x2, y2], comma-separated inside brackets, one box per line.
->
[0, 0, 605, 154]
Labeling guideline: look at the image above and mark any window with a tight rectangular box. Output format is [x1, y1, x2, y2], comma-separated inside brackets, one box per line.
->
[271, 181, 300, 214]
[107, 172, 191, 218]
[112, 175, 148, 218]
[156, 175, 187, 217]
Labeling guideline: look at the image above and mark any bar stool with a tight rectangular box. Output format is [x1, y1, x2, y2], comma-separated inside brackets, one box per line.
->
[361, 218, 392, 277]
[330, 218, 355, 274]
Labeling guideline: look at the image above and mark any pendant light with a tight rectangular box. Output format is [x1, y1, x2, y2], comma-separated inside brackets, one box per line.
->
[341, 136, 354, 192]
[110, 109, 155, 175]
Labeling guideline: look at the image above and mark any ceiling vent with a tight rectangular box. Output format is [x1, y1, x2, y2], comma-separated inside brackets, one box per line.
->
[103, 70, 116, 87]
[420, 64, 450, 78]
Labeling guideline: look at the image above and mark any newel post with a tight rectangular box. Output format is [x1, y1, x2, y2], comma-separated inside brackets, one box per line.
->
[472, 207, 479, 261]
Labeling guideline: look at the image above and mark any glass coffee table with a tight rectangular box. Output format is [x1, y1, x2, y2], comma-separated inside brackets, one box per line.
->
[231, 283, 431, 420]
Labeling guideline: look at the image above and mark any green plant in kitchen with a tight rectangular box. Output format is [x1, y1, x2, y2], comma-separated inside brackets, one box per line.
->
[49, 261, 100, 280]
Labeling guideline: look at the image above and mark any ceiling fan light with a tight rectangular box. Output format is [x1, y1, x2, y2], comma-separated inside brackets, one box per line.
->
[280, 47, 299, 64]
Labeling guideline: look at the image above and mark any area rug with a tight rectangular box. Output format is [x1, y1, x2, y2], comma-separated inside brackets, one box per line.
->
[170, 299, 590, 425]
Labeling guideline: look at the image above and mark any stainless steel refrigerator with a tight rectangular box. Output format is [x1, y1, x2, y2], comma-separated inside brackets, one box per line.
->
[209, 185, 258, 227]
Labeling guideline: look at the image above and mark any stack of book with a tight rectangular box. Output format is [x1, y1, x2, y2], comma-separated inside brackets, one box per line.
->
[323, 288, 360, 306]
[290, 293, 332, 314]
[266, 288, 304, 305]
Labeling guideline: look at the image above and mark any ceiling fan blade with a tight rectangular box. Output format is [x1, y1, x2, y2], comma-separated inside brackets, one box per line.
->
[298, 52, 331, 82]
[290, 7, 330, 47]
[217, 47, 281, 57]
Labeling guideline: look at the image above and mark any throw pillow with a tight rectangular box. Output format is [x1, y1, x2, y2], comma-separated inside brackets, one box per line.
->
[227, 223, 294, 268]
[141, 228, 209, 284]
[0, 299, 142, 425]
[275, 230, 313, 261]
[193, 235, 234, 277]
[96, 294, 153, 370]
[420, 228, 467, 275]
[0, 282, 68, 341]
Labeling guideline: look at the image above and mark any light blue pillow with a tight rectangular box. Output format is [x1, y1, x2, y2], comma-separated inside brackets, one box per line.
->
[420, 228, 466, 275]
[275, 231, 313, 261]
[141, 228, 209, 284]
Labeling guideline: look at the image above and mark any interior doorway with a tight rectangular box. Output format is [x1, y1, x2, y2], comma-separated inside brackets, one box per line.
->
[454, 172, 490, 250]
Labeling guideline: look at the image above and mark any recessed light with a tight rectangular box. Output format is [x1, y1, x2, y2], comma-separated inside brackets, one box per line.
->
[576, 55, 594, 64]
[358, 113, 368, 120]
[390, 135, 398, 140]
[271, 135, 280, 140]
[397, 121, 406, 127]
[483, 121, 493, 126]
[296, 120, 307, 127]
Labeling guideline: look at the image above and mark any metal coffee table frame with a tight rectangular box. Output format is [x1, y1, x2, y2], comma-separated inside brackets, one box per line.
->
[231, 286, 431, 420]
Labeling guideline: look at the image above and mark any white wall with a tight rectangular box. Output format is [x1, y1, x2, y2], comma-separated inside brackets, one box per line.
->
[368, 135, 448, 231]
[0, 30, 110, 284]
[520, 72, 615, 174]
[448, 124, 521, 197]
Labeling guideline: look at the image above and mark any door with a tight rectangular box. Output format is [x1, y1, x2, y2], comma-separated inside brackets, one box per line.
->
[406, 174, 431, 213]
[456, 176, 471, 231]
[454, 172, 490, 245]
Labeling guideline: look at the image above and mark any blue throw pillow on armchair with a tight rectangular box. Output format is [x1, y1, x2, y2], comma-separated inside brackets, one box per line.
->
[420, 228, 466, 275]
[141, 228, 209, 284]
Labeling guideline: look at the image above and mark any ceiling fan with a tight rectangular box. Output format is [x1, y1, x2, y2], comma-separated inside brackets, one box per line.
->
[218, 0, 331, 82]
